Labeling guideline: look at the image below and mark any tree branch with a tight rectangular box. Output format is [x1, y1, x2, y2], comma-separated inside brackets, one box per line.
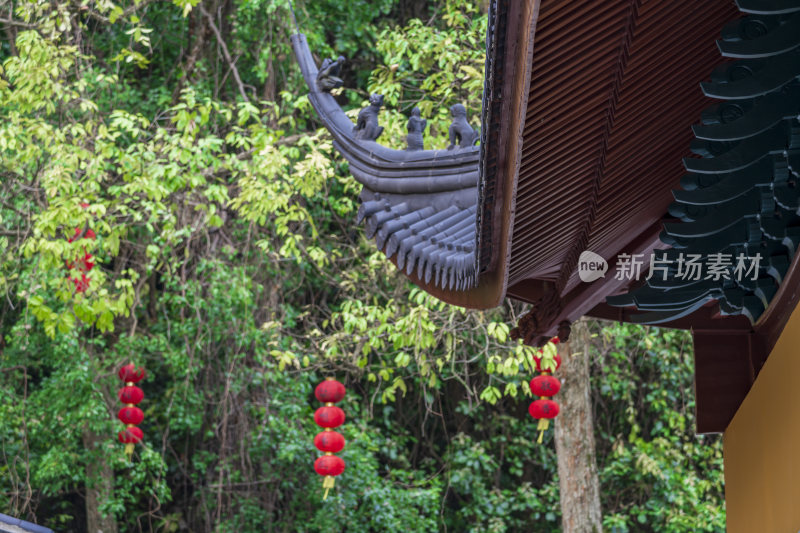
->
[198, 4, 250, 103]
[0, 17, 37, 29]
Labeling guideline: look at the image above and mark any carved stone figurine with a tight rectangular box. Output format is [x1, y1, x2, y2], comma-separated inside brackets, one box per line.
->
[447, 103, 479, 150]
[316, 56, 345, 92]
[353, 94, 385, 141]
[405, 107, 427, 151]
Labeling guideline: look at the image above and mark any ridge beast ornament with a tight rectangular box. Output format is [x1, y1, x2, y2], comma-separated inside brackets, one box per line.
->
[353, 93, 385, 141]
[406, 106, 427, 151]
[316, 55, 345, 92]
[447, 104, 479, 150]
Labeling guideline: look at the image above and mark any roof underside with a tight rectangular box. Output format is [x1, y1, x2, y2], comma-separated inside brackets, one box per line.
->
[506, 0, 739, 294]
[501, 0, 800, 432]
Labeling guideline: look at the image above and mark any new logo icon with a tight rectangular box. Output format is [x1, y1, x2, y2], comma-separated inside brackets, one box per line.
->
[578, 251, 607, 282]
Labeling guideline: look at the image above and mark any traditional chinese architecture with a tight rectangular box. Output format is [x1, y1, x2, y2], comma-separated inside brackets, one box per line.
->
[0, 513, 53, 533]
[293, 0, 800, 529]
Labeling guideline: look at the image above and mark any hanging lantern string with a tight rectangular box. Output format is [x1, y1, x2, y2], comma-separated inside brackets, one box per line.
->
[313, 377, 346, 500]
[125, 381, 135, 456]
[117, 363, 146, 461]
[529, 338, 561, 444]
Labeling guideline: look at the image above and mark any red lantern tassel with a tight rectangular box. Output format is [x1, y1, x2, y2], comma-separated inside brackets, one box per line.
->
[322, 475, 335, 498]
[313, 377, 346, 499]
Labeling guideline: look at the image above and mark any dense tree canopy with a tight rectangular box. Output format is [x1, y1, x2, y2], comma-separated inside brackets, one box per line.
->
[0, 1, 724, 531]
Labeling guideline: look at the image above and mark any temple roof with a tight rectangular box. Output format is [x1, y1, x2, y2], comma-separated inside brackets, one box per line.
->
[0, 513, 53, 533]
[295, 0, 800, 432]
[292, 34, 480, 293]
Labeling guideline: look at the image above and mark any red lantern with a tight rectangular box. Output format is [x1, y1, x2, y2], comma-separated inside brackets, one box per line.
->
[314, 406, 345, 428]
[118, 363, 145, 459]
[72, 273, 91, 294]
[313, 377, 347, 499]
[534, 352, 561, 373]
[79, 252, 95, 272]
[118, 385, 144, 404]
[118, 363, 146, 383]
[315, 380, 346, 403]
[118, 426, 143, 444]
[118, 406, 144, 425]
[529, 399, 560, 419]
[314, 455, 346, 477]
[529, 375, 561, 397]
[314, 431, 345, 453]
[68, 227, 96, 243]
[66, 214, 97, 293]
[66, 252, 95, 273]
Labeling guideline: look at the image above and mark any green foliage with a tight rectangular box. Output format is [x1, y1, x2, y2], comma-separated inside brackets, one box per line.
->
[594, 324, 725, 532]
[0, 0, 724, 531]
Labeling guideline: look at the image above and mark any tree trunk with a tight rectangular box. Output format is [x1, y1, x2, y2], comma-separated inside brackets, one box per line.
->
[83, 432, 119, 533]
[554, 319, 603, 533]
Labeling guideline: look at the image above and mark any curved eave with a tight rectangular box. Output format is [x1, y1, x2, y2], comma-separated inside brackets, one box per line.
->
[293, 34, 482, 302]
[290, 0, 539, 310]
[413, 0, 540, 308]
[467, 0, 541, 308]
[587, 243, 800, 434]
[588, 241, 800, 350]
[388, 253, 508, 308]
